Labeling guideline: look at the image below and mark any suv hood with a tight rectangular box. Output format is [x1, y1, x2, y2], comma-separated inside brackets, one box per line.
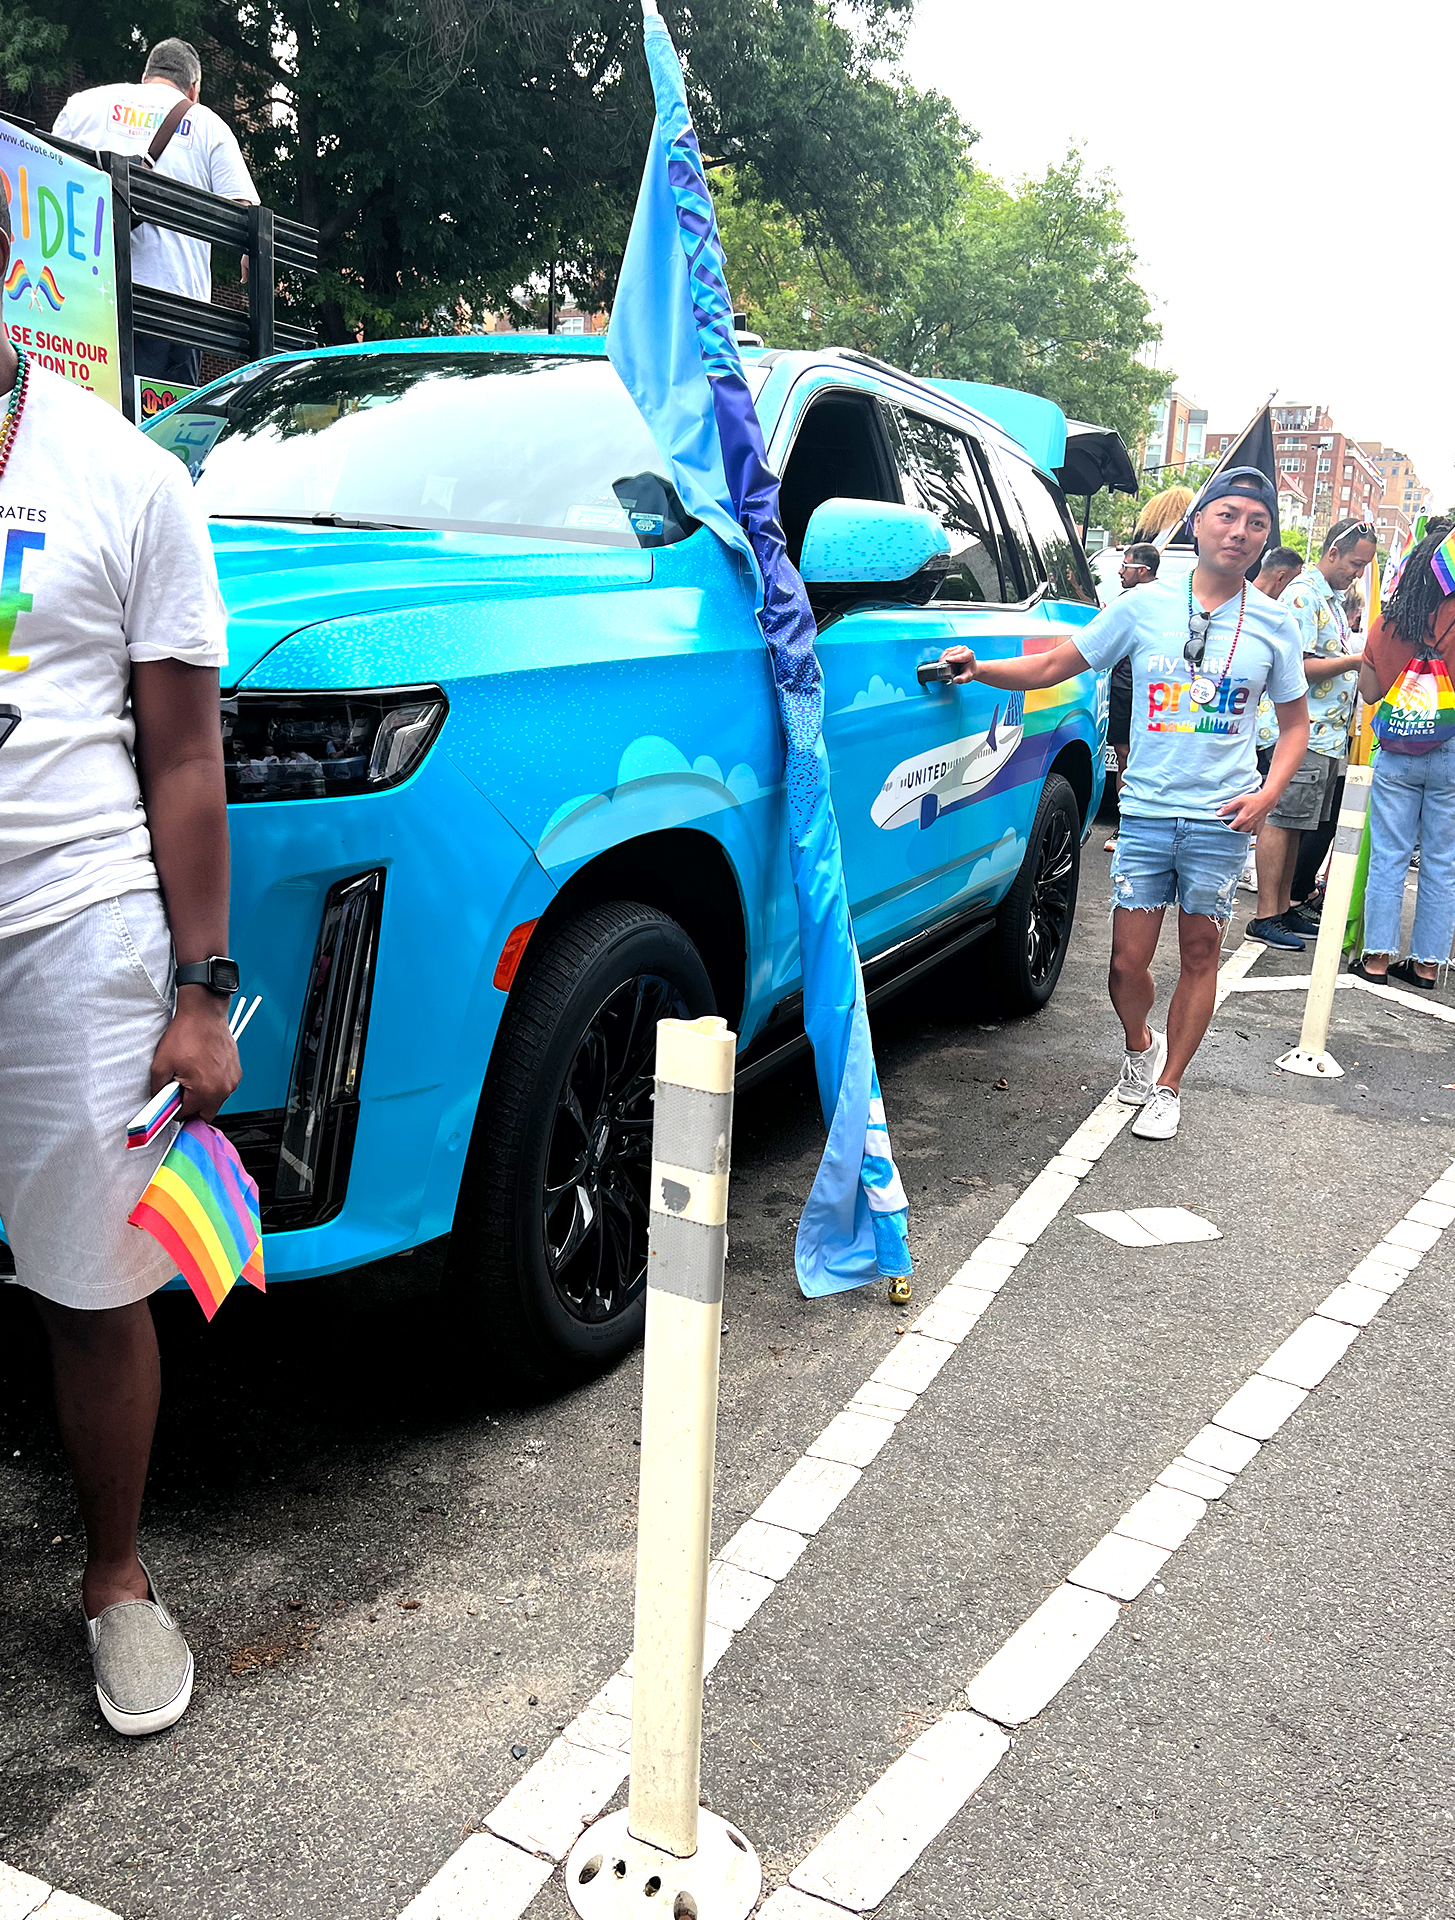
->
[210, 520, 655, 687]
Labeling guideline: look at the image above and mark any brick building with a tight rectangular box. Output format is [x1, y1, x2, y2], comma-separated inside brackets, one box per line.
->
[1357, 442, 1433, 550]
[1207, 404, 1381, 546]
[1143, 388, 1207, 474]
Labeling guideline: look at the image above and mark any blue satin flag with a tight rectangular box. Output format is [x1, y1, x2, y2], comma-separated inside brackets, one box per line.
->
[607, 0, 911, 1292]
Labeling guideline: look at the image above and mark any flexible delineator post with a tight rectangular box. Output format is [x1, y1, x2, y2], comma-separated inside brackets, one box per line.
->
[628, 1016, 735, 1858]
[1277, 766, 1374, 1078]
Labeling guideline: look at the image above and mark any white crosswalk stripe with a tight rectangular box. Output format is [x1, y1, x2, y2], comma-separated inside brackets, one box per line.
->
[396, 941, 1273, 1916]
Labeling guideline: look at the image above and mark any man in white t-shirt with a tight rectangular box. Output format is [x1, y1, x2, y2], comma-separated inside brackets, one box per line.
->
[53, 38, 259, 388]
[0, 190, 241, 1735]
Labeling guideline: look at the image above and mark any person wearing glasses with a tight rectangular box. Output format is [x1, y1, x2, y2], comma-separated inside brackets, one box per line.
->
[1247, 519, 1375, 947]
[1103, 542, 1162, 852]
[937, 468, 1309, 1141]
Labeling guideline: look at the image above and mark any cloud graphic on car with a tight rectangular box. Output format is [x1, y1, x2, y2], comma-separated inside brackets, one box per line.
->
[536, 734, 765, 866]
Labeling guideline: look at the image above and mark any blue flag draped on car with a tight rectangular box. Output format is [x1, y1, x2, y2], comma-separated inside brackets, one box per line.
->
[607, 0, 911, 1295]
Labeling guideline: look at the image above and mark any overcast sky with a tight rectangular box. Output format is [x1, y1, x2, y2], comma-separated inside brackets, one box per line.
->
[904, 0, 1453, 504]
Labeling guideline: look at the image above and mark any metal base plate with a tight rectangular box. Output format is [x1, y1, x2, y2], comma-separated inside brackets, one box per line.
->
[565, 1809, 761, 1920]
[1277, 1046, 1344, 1079]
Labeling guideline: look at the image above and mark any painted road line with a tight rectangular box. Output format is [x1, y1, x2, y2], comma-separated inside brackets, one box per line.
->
[1225, 971, 1455, 1025]
[1078, 1207, 1220, 1247]
[0, 1862, 121, 1920]
[759, 1163, 1455, 1918]
[787, 1712, 1009, 1912]
[398, 940, 1270, 1917]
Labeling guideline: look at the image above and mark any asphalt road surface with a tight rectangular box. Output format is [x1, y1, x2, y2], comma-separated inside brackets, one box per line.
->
[2, 833, 1452, 1920]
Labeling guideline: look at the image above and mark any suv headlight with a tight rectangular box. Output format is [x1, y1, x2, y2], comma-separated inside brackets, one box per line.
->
[221, 687, 447, 803]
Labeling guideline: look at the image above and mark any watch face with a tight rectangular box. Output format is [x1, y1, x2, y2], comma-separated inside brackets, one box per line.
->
[213, 959, 241, 994]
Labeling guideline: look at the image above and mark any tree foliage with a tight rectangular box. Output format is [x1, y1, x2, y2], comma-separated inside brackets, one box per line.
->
[4, 1, 1166, 452]
[718, 149, 1167, 453]
[4, 0, 965, 340]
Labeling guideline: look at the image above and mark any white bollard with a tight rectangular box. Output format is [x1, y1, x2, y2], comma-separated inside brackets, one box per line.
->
[1277, 765, 1373, 1078]
[565, 1016, 761, 1920]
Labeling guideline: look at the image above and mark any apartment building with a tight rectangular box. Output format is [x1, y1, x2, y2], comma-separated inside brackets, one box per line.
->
[1143, 388, 1208, 473]
[1207, 404, 1381, 544]
[1358, 442, 1433, 549]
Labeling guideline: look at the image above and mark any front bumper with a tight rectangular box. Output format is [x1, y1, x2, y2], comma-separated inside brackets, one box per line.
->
[217, 749, 552, 1282]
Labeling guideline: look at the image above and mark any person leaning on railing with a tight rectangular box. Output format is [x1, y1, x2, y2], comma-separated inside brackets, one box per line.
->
[53, 38, 259, 390]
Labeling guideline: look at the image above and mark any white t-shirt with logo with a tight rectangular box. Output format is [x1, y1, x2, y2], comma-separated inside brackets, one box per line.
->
[52, 83, 259, 304]
[0, 364, 228, 938]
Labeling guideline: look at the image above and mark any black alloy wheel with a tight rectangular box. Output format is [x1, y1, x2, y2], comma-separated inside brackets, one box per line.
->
[540, 971, 687, 1325]
[987, 771, 1082, 1014]
[446, 901, 715, 1383]
[1026, 802, 1077, 988]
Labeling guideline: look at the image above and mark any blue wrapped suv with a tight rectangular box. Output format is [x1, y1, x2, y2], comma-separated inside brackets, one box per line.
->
[145, 335, 1105, 1377]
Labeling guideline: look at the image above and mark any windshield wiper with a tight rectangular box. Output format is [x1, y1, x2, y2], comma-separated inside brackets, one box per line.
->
[208, 511, 413, 531]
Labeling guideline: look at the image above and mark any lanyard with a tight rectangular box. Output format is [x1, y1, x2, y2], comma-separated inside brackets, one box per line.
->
[1187, 578, 1246, 707]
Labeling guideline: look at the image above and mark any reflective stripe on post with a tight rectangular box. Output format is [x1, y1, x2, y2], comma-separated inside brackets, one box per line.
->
[628, 1015, 735, 1860]
[1277, 764, 1373, 1079]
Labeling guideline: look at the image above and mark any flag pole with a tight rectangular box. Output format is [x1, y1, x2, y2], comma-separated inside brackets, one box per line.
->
[1153, 388, 1279, 552]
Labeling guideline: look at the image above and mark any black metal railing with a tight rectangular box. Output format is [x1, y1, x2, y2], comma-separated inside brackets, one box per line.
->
[25, 121, 318, 419]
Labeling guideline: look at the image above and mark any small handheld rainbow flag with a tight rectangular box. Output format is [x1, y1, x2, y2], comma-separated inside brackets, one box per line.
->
[128, 1119, 265, 1321]
[1431, 531, 1455, 598]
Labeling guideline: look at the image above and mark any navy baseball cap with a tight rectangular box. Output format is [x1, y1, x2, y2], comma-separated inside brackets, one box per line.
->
[1190, 466, 1278, 522]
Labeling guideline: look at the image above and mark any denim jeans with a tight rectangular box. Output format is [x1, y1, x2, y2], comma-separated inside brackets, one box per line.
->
[1110, 814, 1250, 921]
[1364, 737, 1455, 962]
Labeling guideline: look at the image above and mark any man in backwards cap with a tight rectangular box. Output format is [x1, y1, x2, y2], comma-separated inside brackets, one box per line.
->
[938, 468, 1309, 1141]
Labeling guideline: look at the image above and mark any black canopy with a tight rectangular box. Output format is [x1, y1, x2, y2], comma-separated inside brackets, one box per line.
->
[1055, 421, 1139, 499]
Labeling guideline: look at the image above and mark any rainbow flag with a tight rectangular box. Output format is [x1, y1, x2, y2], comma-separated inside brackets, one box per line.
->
[35, 266, 63, 310]
[1432, 532, 1455, 597]
[129, 1119, 265, 1320]
[1383, 528, 1414, 598]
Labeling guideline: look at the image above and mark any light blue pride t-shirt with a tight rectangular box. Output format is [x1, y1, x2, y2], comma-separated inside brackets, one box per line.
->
[1078, 579, 1307, 821]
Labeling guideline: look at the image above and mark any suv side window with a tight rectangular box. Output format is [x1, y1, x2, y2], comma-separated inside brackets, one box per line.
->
[777, 388, 902, 565]
[1013, 468, 1100, 605]
[890, 407, 1018, 605]
[971, 441, 1041, 601]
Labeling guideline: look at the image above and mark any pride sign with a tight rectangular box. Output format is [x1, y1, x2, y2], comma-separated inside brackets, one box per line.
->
[0, 118, 120, 409]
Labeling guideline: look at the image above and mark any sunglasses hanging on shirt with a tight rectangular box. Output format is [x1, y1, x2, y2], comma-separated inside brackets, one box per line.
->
[1184, 580, 1247, 709]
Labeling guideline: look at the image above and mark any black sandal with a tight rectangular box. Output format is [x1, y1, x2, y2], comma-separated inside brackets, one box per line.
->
[1348, 958, 1389, 983]
[1388, 958, 1437, 991]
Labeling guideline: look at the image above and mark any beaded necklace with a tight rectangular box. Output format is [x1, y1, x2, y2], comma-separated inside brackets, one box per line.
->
[0, 347, 31, 486]
[1186, 575, 1247, 709]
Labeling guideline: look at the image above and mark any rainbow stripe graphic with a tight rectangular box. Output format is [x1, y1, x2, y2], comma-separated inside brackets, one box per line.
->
[34, 266, 63, 309]
[1432, 532, 1455, 598]
[3, 260, 30, 299]
[129, 1119, 266, 1321]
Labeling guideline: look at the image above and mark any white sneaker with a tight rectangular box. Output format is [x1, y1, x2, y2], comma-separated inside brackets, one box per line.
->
[1116, 1029, 1167, 1106]
[1131, 1085, 1181, 1140]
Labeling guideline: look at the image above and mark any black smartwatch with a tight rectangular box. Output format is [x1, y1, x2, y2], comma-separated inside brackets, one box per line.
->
[175, 956, 241, 996]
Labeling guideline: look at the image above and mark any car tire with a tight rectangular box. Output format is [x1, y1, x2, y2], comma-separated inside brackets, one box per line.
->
[988, 772, 1081, 1015]
[445, 902, 715, 1384]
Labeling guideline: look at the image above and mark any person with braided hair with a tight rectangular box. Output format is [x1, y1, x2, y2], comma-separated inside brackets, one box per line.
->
[1352, 522, 1455, 988]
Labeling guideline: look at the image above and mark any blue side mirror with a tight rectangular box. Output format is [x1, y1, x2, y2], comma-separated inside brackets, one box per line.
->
[799, 497, 951, 588]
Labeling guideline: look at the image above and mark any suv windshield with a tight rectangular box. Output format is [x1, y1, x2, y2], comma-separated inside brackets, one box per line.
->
[145, 350, 708, 549]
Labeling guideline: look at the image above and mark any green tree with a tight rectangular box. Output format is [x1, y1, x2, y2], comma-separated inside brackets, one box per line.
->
[4, 0, 967, 342]
[718, 149, 1167, 455]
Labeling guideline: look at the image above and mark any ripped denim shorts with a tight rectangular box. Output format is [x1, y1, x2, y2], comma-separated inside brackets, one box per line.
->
[1110, 814, 1251, 922]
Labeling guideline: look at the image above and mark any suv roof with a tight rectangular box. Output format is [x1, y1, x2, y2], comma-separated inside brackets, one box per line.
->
[169, 332, 1063, 479]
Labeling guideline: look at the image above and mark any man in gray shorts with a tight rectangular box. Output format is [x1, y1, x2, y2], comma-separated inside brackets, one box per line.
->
[0, 192, 240, 1734]
[1247, 518, 1375, 948]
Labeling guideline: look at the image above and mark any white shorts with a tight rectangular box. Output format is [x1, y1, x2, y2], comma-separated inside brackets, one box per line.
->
[0, 889, 181, 1310]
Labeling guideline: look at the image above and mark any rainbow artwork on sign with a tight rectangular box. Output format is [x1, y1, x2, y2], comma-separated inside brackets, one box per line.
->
[0, 117, 121, 408]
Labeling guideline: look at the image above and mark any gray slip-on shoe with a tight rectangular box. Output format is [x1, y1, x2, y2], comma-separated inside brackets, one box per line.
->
[86, 1562, 194, 1736]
